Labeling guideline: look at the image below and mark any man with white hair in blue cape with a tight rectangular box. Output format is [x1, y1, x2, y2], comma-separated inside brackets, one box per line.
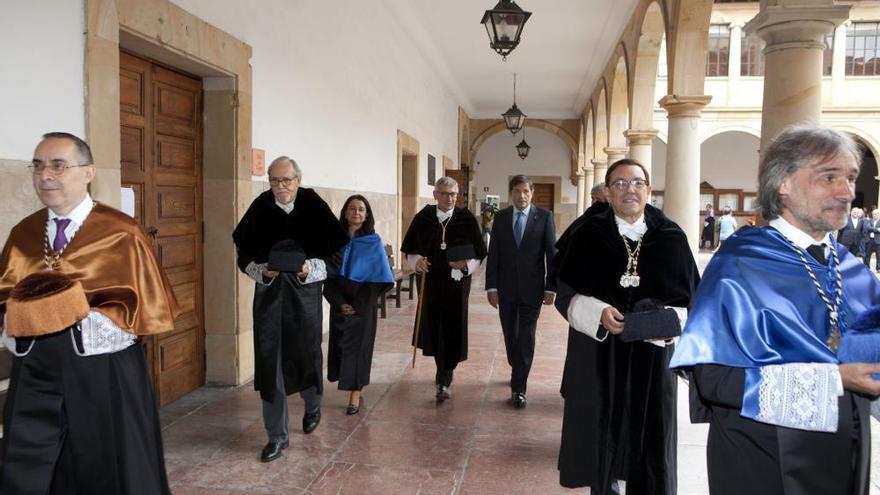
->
[671, 125, 880, 494]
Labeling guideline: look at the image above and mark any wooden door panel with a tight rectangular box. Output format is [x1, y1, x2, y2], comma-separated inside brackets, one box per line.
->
[120, 50, 204, 406]
[533, 183, 554, 212]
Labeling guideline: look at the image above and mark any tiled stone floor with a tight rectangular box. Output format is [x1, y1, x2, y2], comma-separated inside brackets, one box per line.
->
[162, 256, 880, 494]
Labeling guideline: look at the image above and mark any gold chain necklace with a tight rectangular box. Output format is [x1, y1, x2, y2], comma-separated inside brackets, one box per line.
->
[619, 235, 643, 288]
[42, 202, 95, 270]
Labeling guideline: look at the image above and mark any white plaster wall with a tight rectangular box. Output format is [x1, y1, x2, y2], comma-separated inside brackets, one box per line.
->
[171, 0, 460, 198]
[473, 128, 576, 204]
[0, 0, 85, 160]
[700, 131, 760, 190]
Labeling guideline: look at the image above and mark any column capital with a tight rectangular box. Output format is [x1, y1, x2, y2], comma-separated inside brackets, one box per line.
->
[624, 129, 659, 146]
[603, 146, 629, 157]
[590, 158, 607, 167]
[575, 169, 585, 178]
[659, 94, 712, 118]
[744, 4, 850, 52]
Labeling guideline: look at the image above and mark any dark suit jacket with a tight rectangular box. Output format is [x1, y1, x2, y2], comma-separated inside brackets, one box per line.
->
[485, 205, 557, 306]
[838, 216, 864, 248]
[864, 219, 880, 246]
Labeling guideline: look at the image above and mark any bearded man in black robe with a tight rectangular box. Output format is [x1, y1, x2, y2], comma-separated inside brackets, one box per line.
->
[553, 159, 699, 494]
[401, 176, 485, 402]
[232, 156, 348, 462]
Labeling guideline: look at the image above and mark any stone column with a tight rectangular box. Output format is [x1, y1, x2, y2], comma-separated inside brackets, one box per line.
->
[604, 147, 629, 167]
[584, 167, 595, 207]
[659, 95, 712, 252]
[624, 129, 659, 177]
[744, 1, 850, 155]
[576, 170, 586, 215]
[591, 159, 609, 189]
[729, 22, 744, 86]
[831, 21, 848, 106]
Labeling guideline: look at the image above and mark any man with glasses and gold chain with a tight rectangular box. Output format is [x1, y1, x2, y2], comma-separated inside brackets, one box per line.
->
[401, 177, 485, 402]
[233, 156, 348, 462]
[0, 132, 181, 494]
[553, 159, 699, 494]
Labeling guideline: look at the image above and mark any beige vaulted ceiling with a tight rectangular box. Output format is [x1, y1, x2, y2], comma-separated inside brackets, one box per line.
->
[390, 0, 641, 119]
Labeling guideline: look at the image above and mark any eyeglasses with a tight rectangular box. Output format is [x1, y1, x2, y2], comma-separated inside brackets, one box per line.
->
[609, 178, 649, 191]
[29, 161, 92, 176]
[269, 177, 297, 186]
[435, 191, 458, 198]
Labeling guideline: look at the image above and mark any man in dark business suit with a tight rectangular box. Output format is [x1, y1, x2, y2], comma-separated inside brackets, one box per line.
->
[863, 209, 880, 271]
[485, 175, 557, 409]
[838, 206, 865, 256]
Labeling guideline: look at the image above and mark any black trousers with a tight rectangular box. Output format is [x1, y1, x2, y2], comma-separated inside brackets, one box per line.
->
[499, 301, 541, 393]
[0, 329, 170, 495]
[864, 242, 879, 270]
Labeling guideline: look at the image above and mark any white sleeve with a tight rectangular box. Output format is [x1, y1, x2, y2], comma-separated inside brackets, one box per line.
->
[567, 295, 610, 341]
[465, 258, 481, 275]
[753, 363, 842, 432]
[302, 258, 327, 284]
[77, 310, 137, 356]
[245, 261, 275, 286]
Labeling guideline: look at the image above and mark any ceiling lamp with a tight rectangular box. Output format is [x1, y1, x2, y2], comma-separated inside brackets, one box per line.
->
[502, 73, 526, 134]
[516, 127, 531, 160]
[480, 0, 532, 60]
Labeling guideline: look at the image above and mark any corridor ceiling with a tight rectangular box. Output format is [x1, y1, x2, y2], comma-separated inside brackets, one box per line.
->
[391, 0, 641, 119]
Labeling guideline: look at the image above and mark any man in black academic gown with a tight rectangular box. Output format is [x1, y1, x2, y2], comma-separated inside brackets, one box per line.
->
[485, 175, 557, 408]
[401, 176, 486, 402]
[232, 156, 348, 462]
[553, 159, 699, 494]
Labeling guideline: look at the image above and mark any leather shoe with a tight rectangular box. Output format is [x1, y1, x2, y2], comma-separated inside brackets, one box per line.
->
[260, 440, 289, 462]
[436, 385, 450, 402]
[512, 392, 527, 409]
[303, 409, 321, 434]
[346, 396, 364, 416]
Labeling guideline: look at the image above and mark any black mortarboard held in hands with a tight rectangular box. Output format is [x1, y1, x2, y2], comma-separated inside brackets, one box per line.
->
[446, 244, 476, 262]
[267, 239, 307, 272]
[619, 298, 682, 343]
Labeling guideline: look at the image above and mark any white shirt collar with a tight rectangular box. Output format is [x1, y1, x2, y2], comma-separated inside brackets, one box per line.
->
[275, 198, 295, 214]
[514, 204, 531, 217]
[48, 194, 94, 226]
[615, 214, 647, 241]
[437, 207, 453, 223]
[769, 216, 832, 250]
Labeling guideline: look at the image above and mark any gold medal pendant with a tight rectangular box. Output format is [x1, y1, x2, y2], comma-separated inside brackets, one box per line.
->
[440, 242, 447, 250]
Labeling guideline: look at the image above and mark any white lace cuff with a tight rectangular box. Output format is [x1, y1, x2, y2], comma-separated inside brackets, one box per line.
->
[75, 310, 137, 356]
[567, 294, 608, 341]
[302, 258, 327, 284]
[746, 363, 843, 433]
[245, 261, 275, 286]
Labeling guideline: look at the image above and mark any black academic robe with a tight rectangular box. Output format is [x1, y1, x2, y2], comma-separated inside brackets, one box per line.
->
[400, 205, 486, 370]
[324, 247, 392, 391]
[232, 188, 348, 400]
[553, 205, 700, 494]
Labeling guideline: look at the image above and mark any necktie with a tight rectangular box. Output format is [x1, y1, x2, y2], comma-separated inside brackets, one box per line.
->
[53, 218, 71, 252]
[807, 244, 827, 265]
[514, 211, 525, 247]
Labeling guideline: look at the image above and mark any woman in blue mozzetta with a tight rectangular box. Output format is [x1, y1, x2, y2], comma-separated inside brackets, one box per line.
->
[324, 195, 394, 414]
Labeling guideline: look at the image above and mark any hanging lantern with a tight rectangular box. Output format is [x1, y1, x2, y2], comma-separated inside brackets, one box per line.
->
[503, 73, 526, 134]
[480, 0, 532, 60]
[516, 128, 531, 160]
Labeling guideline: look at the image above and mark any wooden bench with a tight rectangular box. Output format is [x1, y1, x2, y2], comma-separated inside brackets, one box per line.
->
[378, 245, 416, 318]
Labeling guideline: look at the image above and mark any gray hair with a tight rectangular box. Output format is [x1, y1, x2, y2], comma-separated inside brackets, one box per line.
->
[590, 182, 605, 194]
[267, 156, 302, 178]
[757, 125, 862, 220]
[435, 176, 459, 191]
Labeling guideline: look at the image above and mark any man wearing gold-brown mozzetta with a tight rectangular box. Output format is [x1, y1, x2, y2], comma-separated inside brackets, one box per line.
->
[0, 133, 181, 495]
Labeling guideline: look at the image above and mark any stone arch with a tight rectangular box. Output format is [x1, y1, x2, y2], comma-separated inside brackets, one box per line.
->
[594, 81, 609, 161]
[838, 127, 880, 208]
[584, 106, 595, 164]
[470, 119, 577, 160]
[700, 131, 761, 191]
[608, 52, 630, 148]
[631, 1, 667, 131]
[700, 125, 761, 143]
[665, 0, 714, 96]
